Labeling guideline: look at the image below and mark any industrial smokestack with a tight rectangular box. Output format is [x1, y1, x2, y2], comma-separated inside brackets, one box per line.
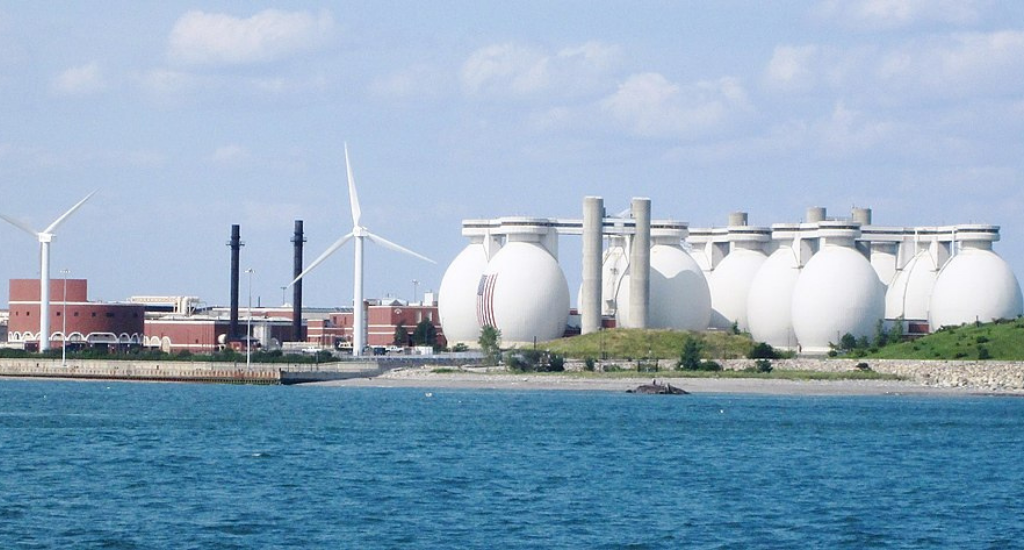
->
[228, 224, 243, 341]
[628, 198, 651, 329]
[292, 220, 305, 342]
[581, 196, 604, 335]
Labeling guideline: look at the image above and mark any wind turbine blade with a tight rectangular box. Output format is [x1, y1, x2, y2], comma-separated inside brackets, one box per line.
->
[0, 213, 41, 238]
[345, 143, 362, 227]
[44, 190, 97, 234]
[366, 232, 436, 264]
[288, 232, 354, 287]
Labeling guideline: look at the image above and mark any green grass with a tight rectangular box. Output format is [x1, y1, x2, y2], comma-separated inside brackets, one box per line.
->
[540, 328, 755, 361]
[867, 318, 1024, 360]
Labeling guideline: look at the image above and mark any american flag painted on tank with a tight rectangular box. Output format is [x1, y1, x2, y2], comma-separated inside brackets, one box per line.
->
[476, 273, 498, 328]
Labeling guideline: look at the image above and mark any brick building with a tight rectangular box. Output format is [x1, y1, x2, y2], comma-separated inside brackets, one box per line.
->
[7, 279, 145, 351]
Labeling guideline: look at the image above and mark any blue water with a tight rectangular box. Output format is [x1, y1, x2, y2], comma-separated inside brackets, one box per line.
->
[1, 381, 1023, 549]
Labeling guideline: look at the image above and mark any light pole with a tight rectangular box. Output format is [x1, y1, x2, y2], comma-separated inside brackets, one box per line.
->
[280, 286, 287, 306]
[60, 269, 69, 367]
[246, 268, 254, 370]
[412, 279, 419, 305]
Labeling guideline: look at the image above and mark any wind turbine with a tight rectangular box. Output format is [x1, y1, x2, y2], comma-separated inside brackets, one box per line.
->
[290, 144, 434, 356]
[0, 191, 96, 352]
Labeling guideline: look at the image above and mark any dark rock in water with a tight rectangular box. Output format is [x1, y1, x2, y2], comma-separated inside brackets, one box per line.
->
[627, 382, 689, 395]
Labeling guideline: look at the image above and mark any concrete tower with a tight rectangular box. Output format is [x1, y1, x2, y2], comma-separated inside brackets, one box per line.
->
[628, 198, 651, 329]
[581, 196, 604, 335]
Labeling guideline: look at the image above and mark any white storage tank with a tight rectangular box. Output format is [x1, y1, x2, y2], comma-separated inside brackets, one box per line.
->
[929, 226, 1023, 329]
[438, 238, 493, 346]
[791, 222, 885, 353]
[477, 239, 570, 346]
[885, 245, 938, 322]
[747, 224, 801, 349]
[707, 221, 768, 331]
[613, 229, 711, 330]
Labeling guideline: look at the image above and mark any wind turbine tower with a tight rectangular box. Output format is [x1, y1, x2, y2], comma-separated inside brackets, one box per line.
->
[0, 191, 96, 352]
[290, 145, 434, 356]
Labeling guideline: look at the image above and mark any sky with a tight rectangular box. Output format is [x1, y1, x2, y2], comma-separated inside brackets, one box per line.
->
[2, 1, 1024, 309]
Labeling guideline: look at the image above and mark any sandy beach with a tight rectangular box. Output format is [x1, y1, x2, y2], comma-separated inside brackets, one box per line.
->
[313, 366, 998, 396]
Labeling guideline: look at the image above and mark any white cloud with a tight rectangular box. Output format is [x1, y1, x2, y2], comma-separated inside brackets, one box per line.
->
[814, 0, 984, 30]
[370, 64, 447, 99]
[813, 101, 895, 156]
[763, 30, 1024, 102]
[764, 45, 819, 92]
[168, 9, 334, 66]
[211, 144, 251, 166]
[460, 41, 620, 98]
[52, 62, 108, 96]
[600, 73, 751, 139]
[876, 30, 1024, 98]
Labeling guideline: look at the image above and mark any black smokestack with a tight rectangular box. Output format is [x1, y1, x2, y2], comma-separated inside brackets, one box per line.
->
[291, 220, 305, 342]
[228, 224, 243, 341]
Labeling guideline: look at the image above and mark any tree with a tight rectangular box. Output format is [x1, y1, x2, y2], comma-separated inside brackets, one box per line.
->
[748, 342, 779, 360]
[412, 320, 438, 347]
[393, 322, 410, 347]
[478, 325, 502, 365]
[676, 336, 704, 371]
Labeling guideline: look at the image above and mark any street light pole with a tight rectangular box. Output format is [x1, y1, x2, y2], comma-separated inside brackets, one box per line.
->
[412, 279, 419, 305]
[246, 268, 254, 370]
[60, 269, 69, 367]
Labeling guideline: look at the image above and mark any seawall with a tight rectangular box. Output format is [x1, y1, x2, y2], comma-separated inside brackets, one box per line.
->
[0, 355, 484, 385]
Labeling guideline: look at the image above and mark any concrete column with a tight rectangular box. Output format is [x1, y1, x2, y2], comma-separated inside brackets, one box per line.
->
[628, 198, 651, 329]
[852, 207, 872, 225]
[581, 196, 604, 335]
[806, 207, 827, 223]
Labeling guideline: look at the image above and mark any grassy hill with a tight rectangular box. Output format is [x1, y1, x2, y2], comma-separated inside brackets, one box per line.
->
[541, 328, 755, 361]
[867, 318, 1024, 360]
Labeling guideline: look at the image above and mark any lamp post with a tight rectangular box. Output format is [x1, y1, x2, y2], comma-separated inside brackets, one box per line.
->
[60, 269, 69, 367]
[246, 268, 254, 370]
[412, 279, 419, 305]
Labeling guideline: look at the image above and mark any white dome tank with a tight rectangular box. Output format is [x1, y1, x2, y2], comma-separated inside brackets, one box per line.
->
[708, 248, 766, 331]
[747, 226, 801, 349]
[885, 249, 938, 322]
[929, 248, 1023, 329]
[477, 241, 570, 346]
[438, 240, 490, 346]
[613, 236, 711, 330]
[791, 236, 885, 353]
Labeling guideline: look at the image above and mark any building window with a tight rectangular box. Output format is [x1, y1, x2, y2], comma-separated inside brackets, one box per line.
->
[92, 312, 96, 317]
[56, 311, 61, 316]
[106, 312, 115, 318]
[74, 312, 79, 317]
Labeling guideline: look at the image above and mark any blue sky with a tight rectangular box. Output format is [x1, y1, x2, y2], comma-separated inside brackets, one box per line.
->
[2, 1, 1023, 308]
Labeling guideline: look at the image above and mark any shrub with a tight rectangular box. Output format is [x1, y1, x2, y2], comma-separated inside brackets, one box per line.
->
[855, 362, 872, 372]
[546, 353, 565, 372]
[452, 343, 469, 352]
[748, 342, 779, 360]
[584, 357, 596, 371]
[978, 346, 992, 360]
[753, 358, 773, 373]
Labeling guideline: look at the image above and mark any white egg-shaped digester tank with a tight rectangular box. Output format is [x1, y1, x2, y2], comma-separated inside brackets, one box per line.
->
[791, 221, 885, 353]
[476, 225, 569, 346]
[707, 219, 769, 331]
[601, 236, 630, 318]
[438, 235, 496, 346]
[885, 242, 938, 322]
[747, 224, 802, 349]
[613, 227, 711, 330]
[929, 226, 1023, 329]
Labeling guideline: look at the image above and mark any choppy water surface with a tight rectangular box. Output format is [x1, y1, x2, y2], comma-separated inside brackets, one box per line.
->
[1, 380, 1023, 549]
